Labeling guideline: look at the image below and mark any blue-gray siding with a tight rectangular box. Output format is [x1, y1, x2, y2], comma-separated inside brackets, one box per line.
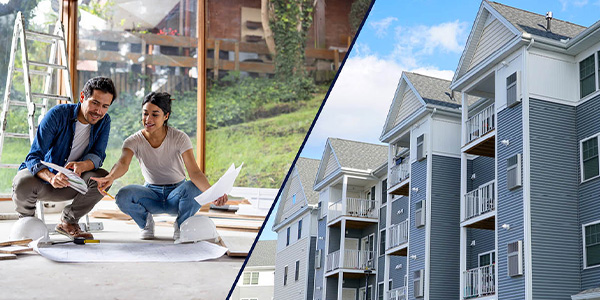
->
[429, 155, 461, 300]
[466, 228, 495, 270]
[577, 94, 600, 289]
[391, 196, 409, 225]
[530, 99, 581, 299]
[389, 255, 407, 289]
[497, 104, 525, 299]
[329, 227, 341, 253]
[408, 159, 427, 300]
[314, 217, 327, 299]
[469, 156, 495, 192]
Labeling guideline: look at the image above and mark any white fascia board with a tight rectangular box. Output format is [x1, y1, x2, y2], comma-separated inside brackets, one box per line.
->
[314, 168, 342, 192]
[380, 106, 429, 143]
[272, 206, 311, 232]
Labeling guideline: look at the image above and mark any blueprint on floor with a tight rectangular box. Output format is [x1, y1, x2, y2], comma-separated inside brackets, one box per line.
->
[33, 241, 228, 262]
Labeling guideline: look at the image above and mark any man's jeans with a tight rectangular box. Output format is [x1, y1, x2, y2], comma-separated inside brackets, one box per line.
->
[12, 168, 109, 224]
[115, 180, 202, 228]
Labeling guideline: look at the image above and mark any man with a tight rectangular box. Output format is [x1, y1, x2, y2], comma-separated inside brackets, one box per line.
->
[12, 76, 116, 239]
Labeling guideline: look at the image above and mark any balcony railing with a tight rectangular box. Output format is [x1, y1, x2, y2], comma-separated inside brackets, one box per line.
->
[464, 181, 495, 221]
[466, 104, 495, 144]
[390, 157, 410, 187]
[463, 264, 495, 298]
[387, 287, 407, 300]
[387, 220, 409, 250]
[325, 249, 375, 272]
[328, 198, 378, 221]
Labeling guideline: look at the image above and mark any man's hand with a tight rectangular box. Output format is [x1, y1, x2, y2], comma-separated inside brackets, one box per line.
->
[50, 172, 70, 189]
[65, 160, 94, 176]
[90, 176, 114, 195]
[212, 194, 228, 207]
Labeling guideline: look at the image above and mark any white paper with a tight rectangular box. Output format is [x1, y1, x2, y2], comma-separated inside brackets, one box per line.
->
[40, 161, 88, 194]
[33, 240, 227, 263]
[195, 163, 243, 206]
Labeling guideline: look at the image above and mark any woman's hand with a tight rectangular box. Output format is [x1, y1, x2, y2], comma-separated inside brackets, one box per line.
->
[90, 176, 114, 195]
[212, 194, 228, 206]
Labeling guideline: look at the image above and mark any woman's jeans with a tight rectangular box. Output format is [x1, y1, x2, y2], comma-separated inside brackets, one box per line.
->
[115, 180, 202, 228]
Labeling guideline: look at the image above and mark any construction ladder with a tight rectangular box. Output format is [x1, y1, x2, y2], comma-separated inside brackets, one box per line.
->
[1, 12, 102, 232]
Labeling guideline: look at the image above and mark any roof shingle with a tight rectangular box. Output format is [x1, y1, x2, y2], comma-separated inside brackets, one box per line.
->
[246, 240, 277, 267]
[296, 157, 320, 205]
[329, 138, 387, 172]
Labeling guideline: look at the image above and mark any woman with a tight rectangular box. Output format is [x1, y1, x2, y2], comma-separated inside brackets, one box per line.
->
[92, 92, 227, 240]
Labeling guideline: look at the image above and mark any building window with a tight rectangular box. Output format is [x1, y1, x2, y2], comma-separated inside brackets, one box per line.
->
[580, 54, 596, 98]
[284, 265, 288, 285]
[379, 229, 386, 256]
[295, 260, 300, 281]
[381, 179, 387, 204]
[286, 227, 290, 246]
[584, 221, 600, 268]
[292, 194, 296, 204]
[581, 135, 599, 181]
[298, 219, 302, 239]
[242, 271, 259, 285]
[378, 282, 384, 300]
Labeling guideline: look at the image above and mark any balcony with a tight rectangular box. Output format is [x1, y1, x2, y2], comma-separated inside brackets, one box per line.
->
[325, 249, 376, 274]
[328, 198, 378, 227]
[463, 180, 495, 229]
[387, 220, 408, 256]
[388, 158, 410, 196]
[463, 265, 495, 299]
[464, 104, 495, 157]
[387, 287, 407, 300]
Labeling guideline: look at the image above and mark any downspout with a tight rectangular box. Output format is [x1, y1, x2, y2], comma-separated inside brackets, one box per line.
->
[526, 38, 535, 51]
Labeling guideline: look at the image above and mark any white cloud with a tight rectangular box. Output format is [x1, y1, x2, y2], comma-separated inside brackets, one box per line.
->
[560, 0, 589, 10]
[394, 20, 468, 57]
[369, 17, 398, 38]
[300, 55, 454, 159]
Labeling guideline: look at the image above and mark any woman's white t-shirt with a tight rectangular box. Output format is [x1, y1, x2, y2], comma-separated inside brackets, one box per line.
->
[123, 126, 193, 185]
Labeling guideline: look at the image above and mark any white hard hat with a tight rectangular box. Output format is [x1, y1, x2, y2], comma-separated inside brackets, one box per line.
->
[175, 216, 220, 244]
[9, 217, 50, 242]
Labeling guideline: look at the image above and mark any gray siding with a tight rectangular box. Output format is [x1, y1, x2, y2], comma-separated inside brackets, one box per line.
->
[467, 160, 473, 192]
[530, 99, 581, 299]
[408, 159, 427, 300]
[497, 105, 525, 299]
[469, 17, 515, 70]
[274, 237, 312, 299]
[394, 88, 422, 127]
[314, 217, 327, 299]
[577, 94, 600, 288]
[429, 155, 461, 300]
[469, 156, 495, 192]
[466, 228, 495, 270]
[329, 227, 341, 253]
[391, 196, 409, 225]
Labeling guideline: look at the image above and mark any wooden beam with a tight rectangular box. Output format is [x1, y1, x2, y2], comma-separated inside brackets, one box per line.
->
[60, 0, 78, 101]
[234, 41, 240, 71]
[197, 0, 206, 172]
[314, 0, 326, 48]
[213, 40, 220, 80]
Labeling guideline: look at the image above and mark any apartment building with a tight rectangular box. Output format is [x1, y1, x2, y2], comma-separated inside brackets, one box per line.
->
[273, 157, 321, 300]
[379, 72, 463, 300]
[230, 240, 276, 300]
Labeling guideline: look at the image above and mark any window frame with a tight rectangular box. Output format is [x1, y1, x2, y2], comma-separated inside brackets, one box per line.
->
[284, 265, 288, 285]
[583, 219, 600, 269]
[297, 219, 302, 240]
[381, 179, 387, 205]
[295, 260, 300, 281]
[286, 227, 291, 246]
[478, 250, 496, 267]
[379, 229, 386, 257]
[580, 53, 597, 99]
[242, 271, 260, 285]
[580, 133, 600, 183]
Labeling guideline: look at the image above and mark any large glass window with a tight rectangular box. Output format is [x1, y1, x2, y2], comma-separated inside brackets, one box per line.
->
[584, 222, 600, 268]
[580, 54, 596, 98]
[582, 136, 599, 181]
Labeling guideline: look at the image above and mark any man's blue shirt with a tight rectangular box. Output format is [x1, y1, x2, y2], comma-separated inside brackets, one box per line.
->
[19, 103, 111, 175]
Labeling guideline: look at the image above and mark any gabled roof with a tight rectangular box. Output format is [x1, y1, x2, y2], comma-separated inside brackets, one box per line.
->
[404, 72, 459, 108]
[488, 1, 585, 41]
[296, 157, 320, 205]
[246, 240, 276, 267]
[328, 138, 387, 171]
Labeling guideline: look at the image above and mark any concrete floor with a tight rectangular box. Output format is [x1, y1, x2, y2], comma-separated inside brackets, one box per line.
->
[0, 203, 247, 300]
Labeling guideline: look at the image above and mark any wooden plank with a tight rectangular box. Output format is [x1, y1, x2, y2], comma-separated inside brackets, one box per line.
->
[0, 239, 32, 247]
[333, 49, 340, 70]
[0, 253, 17, 260]
[0, 245, 33, 254]
[213, 40, 220, 80]
[234, 42, 240, 71]
[79, 50, 196, 68]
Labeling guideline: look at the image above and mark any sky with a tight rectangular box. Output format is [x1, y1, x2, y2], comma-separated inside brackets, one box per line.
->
[258, 0, 600, 241]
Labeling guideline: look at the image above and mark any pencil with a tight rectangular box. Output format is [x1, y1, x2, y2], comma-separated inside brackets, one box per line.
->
[102, 190, 115, 199]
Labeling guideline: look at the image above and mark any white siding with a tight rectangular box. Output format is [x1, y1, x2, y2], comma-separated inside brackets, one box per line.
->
[528, 48, 578, 104]
[469, 18, 515, 70]
[410, 119, 430, 163]
[393, 88, 422, 127]
[274, 237, 311, 300]
[495, 51, 522, 111]
[431, 116, 462, 158]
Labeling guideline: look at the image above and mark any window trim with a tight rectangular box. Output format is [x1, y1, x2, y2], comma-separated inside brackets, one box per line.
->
[478, 250, 496, 267]
[580, 54, 597, 99]
[583, 219, 600, 270]
[379, 229, 386, 257]
[284, 265, 288, 285]
[295, 260, 300, 281]
[580, 133, 600, 183]
[579, 51, 600, 101]
[242, 271, 260, 286]
[286, 227, 290, 246]
[297, 219, 302, 240]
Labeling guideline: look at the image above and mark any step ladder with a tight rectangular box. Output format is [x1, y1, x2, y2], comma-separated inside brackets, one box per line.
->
[1, 12, 102, 232]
